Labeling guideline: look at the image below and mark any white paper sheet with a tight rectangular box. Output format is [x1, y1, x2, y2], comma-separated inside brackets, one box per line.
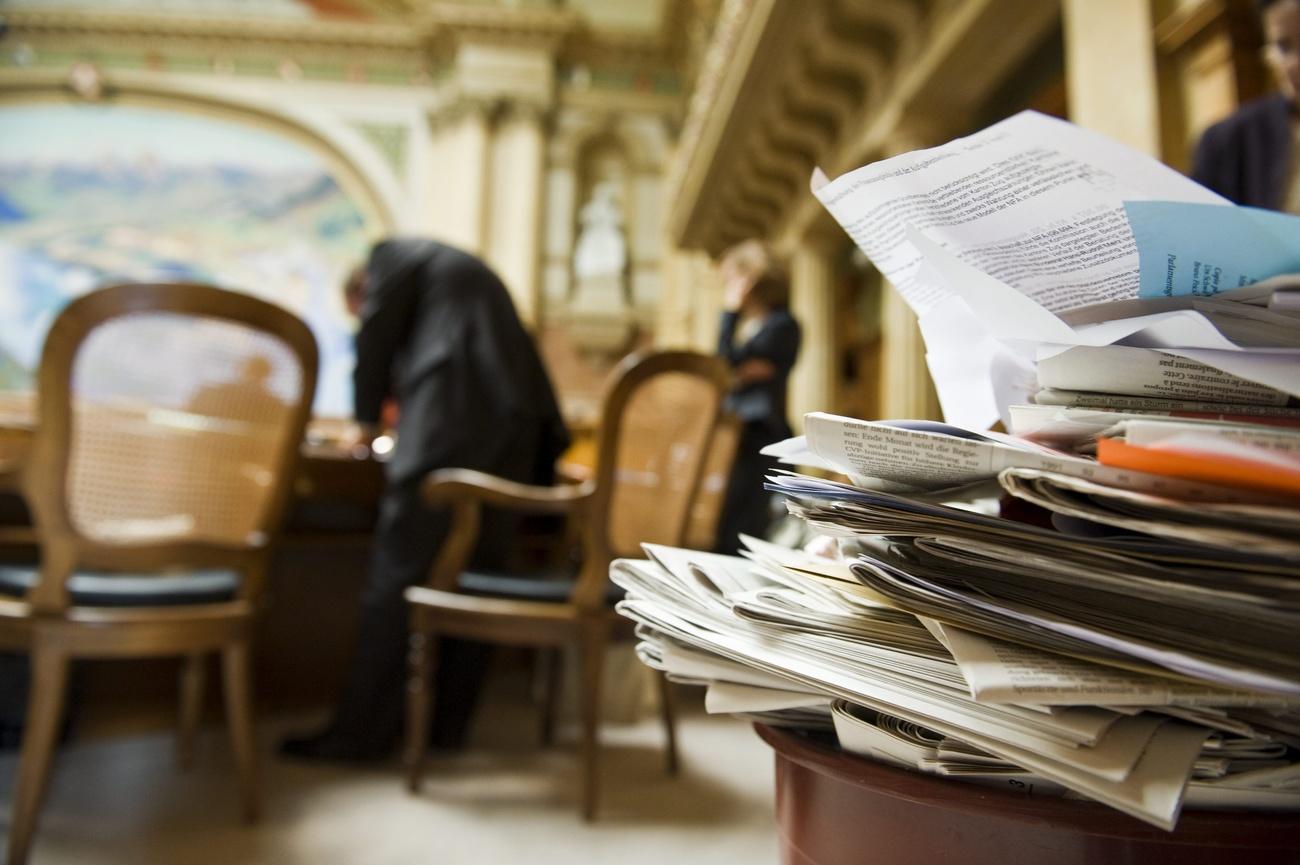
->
[704, 681, 831, 714]
[814, 111, 1225, 318]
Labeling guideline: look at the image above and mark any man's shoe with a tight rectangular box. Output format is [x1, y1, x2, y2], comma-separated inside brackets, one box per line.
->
[278, 729, 393, 763]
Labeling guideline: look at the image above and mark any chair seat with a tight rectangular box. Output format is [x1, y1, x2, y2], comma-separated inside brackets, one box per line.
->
[0, 566, 240, 608]
[458, 567, 625, 606]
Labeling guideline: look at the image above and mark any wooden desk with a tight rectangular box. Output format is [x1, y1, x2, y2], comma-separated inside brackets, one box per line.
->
[0, 415, 386, 534]
[756, 724, 1300, 865]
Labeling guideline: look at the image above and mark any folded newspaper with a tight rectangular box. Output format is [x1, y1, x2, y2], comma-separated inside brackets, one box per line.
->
[746, 410, 1298, 828]
[612, 537, 1300, 831]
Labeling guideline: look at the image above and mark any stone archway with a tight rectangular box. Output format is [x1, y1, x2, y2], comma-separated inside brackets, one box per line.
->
[0, 74, 399, 235]
[0, 77, 398, 414]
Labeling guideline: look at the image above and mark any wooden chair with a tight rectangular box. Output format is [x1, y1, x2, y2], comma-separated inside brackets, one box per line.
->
[403, 349, 731, 819]
[0, 283, 317, 865]
[684, 411, 742, 551]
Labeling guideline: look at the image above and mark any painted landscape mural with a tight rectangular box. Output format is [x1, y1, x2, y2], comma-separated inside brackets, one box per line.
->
[0, 104, 373, 415]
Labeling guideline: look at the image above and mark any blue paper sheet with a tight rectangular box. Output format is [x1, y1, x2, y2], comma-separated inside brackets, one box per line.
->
[1126, 201, 1300, 299]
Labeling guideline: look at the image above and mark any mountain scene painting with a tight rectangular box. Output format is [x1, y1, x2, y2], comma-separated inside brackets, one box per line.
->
[0, 103, 375, 415]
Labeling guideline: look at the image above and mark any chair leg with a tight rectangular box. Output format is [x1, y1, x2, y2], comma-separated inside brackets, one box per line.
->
[538, 647, 561, 747]
[220, 641, 259, 824]
[656, 672, 679, 776]
[577, 623, 606, 822]
[404, 622, 438, 794]
[177, 652, 206, 770]
[6, 646, 71, 865]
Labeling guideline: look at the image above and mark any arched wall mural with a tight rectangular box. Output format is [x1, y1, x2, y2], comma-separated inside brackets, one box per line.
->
[0, 98, 388, 415]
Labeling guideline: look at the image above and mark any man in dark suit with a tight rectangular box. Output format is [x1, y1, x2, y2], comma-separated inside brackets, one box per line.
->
[1191, 0, 1300, 212]
[283, 238, 570, 761]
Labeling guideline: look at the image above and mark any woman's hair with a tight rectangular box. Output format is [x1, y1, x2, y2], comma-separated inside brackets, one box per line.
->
[748, 266, 791, 310]
[720, 239, 772, 282]
[720, 239, 790, 310]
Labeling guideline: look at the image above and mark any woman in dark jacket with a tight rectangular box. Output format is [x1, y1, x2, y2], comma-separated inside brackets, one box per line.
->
[714, 241, 801, 555]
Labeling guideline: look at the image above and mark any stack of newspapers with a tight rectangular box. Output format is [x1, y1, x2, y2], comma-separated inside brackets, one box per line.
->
[613, 414, 1300, 830]
[613, 112, 1300, 831]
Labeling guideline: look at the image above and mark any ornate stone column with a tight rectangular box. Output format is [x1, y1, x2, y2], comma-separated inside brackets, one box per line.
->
[788, 233, 838, 433]
[487, 100, 547, 325]
[426, 98, 494, 255]
[432, 25, 560, 318]
[653, 249, 716, 350]
[1063, 0, 1161, 155]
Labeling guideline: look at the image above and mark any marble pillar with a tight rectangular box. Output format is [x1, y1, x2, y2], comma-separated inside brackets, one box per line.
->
[430, 101, 492, 255]
[487, 103, 546, 325]
[878, 285, 940, 420]
[1062, 0, 1161, 155]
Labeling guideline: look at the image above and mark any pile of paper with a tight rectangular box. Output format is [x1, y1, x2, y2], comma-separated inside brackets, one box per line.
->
[613, 525, 1300, 830]
[613, 418, 1300, 829]
[613, 112, 1300, 830]
[774, 419, 1300, 682]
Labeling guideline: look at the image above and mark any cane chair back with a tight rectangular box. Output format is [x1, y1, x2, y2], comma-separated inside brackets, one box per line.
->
[21, 284, 316, 612]
[573, 352, 732, 609]
[3, 283, 317, 865]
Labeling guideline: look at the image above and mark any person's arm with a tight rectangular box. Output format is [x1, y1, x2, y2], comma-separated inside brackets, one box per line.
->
[739, 315, 800, 376]
[717, 310, 743, 364]
[734, 357, 778, 386]
[728, 313, 801, 389]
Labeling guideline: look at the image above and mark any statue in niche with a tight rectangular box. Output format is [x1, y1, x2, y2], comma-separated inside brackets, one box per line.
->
[573, 180, 627, 283]
[568, 180, 635, 355]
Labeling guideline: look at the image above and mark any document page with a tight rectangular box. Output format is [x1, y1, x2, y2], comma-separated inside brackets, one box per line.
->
[800, 411, 1269, 500]
[1036, 345, 1292, 406]
[813, 111, 1225, 318]
[1127, 201, 1300, 299]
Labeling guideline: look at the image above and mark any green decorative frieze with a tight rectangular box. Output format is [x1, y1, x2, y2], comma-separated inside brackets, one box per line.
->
[1, 42, 443, 86]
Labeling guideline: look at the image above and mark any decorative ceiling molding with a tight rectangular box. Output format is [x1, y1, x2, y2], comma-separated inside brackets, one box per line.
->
[0, 3, 691, 87]
[0, 8, 421, 52]
[662, 0, 782, 252]
[776, 0, 1061, 251]
[664, 0, 1063, 257]
[563, 0, 693, 67]
[335, 0, 423, 17]
[425, 2, 578, 51]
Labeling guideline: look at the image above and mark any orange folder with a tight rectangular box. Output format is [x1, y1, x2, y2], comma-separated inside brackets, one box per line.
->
[1096, 437, 1300, 499]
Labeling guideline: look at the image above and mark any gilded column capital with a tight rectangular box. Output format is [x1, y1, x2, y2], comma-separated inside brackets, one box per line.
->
[426, 94, 501, 132]
[497, 97, 552, 130]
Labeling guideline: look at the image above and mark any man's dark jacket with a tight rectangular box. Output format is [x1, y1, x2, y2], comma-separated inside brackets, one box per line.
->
[1191, 93, 1292, 211]
[353, 238, 570, 486]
